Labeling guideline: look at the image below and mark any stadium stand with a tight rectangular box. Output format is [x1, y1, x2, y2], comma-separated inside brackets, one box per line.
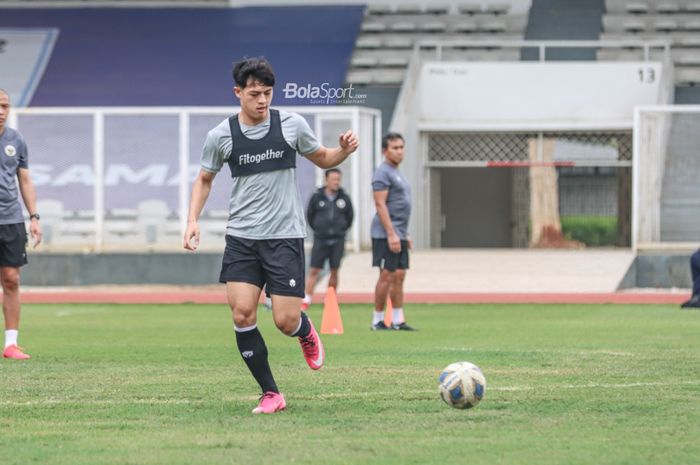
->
[347, 2, 529, 86]
[523, 0, 605, 60]
[34, 199, 95, 245]
[601, 0, 700, 88]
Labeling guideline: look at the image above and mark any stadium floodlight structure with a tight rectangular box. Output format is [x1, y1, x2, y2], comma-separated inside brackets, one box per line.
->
[633, 105, 700, 251]
[8, 106, 381, 252]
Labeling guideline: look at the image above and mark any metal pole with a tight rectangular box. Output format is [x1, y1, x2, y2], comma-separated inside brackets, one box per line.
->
[178, 111, 190, 239]
[351, 108, 361, 253]
[631, 107, 641, 251]
[93, 111, 105, 252]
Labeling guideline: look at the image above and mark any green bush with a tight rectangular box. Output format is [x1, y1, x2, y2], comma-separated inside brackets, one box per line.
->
[561, 216, 617, 247]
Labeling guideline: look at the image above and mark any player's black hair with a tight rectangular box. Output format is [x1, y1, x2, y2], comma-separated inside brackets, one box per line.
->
[232, 57, 276, 88]
[382, 132, 404, 150]
[325, 168, 341, 178]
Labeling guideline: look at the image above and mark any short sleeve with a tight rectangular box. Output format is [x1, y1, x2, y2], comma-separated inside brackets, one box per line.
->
[200, 127, 227, 173]
[292, 113, 321, 156]
[372, 168, 391, 192]
[17, 138, 28, 169]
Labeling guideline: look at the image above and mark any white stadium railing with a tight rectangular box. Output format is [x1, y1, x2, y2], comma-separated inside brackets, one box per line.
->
[9, 106, 381, 252]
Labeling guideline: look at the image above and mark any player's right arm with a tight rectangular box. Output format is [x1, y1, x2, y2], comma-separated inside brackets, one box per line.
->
[184, 124, 226, 251]
[373, 190, 400, 253]
[184, 169, 216, 251]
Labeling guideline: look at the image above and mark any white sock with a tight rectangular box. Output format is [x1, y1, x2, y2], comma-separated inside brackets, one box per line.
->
[372, 311, 384, 325]
[5, 329, 18, 348]
[234, 323, 257, 333]
[392, 307, 405, 324]
[303, 294, 312, 304]
[292, 316, 303, 335]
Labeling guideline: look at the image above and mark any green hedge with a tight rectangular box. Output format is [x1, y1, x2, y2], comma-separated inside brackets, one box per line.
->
[561, 216, 617, 247]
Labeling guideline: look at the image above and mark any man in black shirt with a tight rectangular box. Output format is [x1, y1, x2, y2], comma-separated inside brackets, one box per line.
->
[302, 169, 354, 310]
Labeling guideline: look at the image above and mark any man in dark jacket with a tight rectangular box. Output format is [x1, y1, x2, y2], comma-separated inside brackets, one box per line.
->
[302, 168, 354, 310]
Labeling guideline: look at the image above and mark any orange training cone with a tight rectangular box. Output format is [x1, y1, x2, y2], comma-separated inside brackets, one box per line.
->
[384, 297, 393, 328]
[320, 287, 344, 335]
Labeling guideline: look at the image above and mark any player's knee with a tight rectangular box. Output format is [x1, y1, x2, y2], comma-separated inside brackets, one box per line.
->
[379, 269, 394, 284]
[231, 306, 257, 328]
[273, 313, 298, 335]
[309, 268, 321, 278]
[1, 272, 20, 293]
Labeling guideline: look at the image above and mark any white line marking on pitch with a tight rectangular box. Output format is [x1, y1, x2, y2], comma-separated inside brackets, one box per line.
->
[492, 380, 700, 391]
[1, 380, 699, 407]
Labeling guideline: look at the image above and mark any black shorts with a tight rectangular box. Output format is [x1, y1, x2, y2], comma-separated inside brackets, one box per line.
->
[219, 235, 305, 298]
[310, 239, 345, 269]
[0, 223, 28, 268]
[372, 238, 409, 272]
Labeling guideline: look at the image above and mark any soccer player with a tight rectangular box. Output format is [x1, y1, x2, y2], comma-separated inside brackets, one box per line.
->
[681, 248, 700, 309]
[370, 132, 415, 331]
[184, 58, 359, 414]
[302, 168, 354, 310]
[0, 89, 42, 359]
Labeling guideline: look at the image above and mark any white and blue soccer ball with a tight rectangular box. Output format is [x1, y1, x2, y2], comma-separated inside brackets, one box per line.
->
[438, 361, 486, 409]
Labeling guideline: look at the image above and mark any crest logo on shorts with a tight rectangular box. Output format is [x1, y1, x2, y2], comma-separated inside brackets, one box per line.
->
[289, 278, 296, 288]
[241, 350, 253, 358]
[336, 198, 346, 209]
[4, 145, 17, 157]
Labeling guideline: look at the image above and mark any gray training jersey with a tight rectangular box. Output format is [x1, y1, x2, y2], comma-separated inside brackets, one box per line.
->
[370, 161, 412, 240]
[0, 127, 28, 224]
[200, 110, 321, 239]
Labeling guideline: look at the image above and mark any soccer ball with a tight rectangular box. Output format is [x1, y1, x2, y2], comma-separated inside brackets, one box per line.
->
[438, 361, 486, 409]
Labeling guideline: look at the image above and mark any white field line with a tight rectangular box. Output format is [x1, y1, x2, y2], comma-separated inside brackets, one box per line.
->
[1, 381, 699, 407]
[436, 347, 637, 357]
[55, 308, 108, 317]
[491, 380, 700, 392]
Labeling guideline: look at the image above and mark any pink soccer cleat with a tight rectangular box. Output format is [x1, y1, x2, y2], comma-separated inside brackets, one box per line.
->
[251, 391, 286, 414]
[298, 318, 324, 370]
[3, 345, 31, 360]
[300, 301, 310, 311]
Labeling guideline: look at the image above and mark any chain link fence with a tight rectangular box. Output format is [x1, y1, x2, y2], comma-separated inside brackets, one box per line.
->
[427, 131, 632, 247]
[428, 132, 632, 163]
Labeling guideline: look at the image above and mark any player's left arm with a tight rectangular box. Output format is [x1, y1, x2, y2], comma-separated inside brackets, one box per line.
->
[17, 167, 42, 247]
[306, 130, 359, 169]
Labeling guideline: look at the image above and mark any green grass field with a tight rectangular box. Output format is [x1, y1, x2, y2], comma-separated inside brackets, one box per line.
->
[1, 303, 699, 465]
